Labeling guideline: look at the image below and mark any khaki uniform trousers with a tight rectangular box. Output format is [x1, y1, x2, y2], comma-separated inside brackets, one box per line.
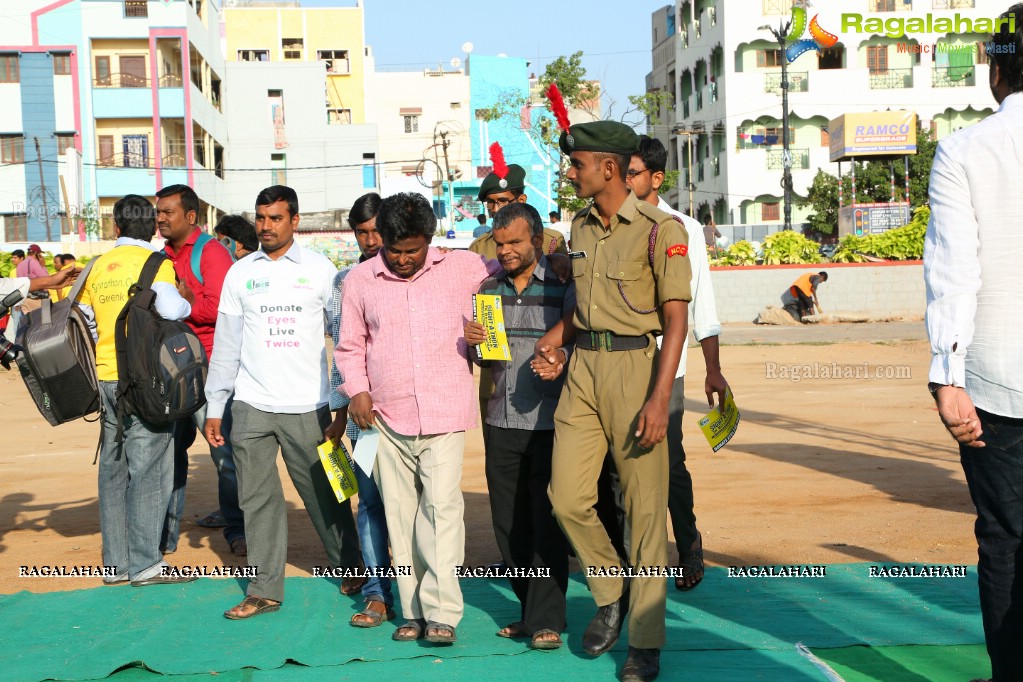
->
[375, 417, 466, 627]
[549, 339, 669, 649]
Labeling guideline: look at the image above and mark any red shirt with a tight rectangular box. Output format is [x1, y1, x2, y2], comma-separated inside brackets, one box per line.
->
[164, 228, 234, 356]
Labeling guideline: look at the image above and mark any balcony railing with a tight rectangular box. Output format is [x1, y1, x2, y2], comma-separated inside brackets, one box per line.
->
[932, 65, 976, 87]
[158, 73, 183, 88]
[97, 151, 153, 168]
[764, 71, 808, 94]
[94, 73, 147, 88]
[932, 0, 974, 6]
[869, 68, 913, 89]
[766, 148, 810, 170]
[163, 140, 187, 167]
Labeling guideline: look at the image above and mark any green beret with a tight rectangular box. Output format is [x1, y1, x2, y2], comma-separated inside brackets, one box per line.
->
[477, 164, 526, 201]
[559, 120, 639, 155]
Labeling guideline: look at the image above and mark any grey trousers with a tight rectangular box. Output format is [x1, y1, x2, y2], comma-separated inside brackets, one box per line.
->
[231, 401, 361, 602]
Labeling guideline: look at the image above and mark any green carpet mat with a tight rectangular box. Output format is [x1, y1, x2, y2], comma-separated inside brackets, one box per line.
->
[811, 644, 991, 682]
[0, 564, 985, 682]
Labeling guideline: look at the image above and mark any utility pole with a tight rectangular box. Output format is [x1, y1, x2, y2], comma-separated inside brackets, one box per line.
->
[672, 127, 697, 218]
[760, 21, 793, 232]
[439, 130, 455, 231]
[35, 137, 52, 241]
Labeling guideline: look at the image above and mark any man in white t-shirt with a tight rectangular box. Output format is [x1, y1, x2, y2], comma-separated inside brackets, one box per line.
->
[204, 185, 362, 620]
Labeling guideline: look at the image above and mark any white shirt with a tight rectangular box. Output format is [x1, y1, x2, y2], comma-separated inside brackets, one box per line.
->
[0, 277, 30, 303]
[925, 91, 1023, 418]
[205, 242, 337, 419]
[549, 221, 571, 245]
[654, 197, 722, 378]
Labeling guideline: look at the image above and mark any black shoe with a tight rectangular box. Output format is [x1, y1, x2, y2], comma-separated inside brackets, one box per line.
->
[582, 585, 629, 656]
[620, 647, 660, 682]
[131, 573, 198, 587]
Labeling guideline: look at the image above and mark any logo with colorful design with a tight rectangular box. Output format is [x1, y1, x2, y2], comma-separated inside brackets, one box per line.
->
[784, 5, 839, 63]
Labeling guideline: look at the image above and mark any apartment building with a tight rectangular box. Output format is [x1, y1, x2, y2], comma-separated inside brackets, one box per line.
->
[0, 0, 231, 242]
[671, 0, 1000, 226]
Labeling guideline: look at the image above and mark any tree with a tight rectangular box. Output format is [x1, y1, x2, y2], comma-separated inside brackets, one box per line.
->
[797, 124, 938, 235]
[538, 51, 600, 119]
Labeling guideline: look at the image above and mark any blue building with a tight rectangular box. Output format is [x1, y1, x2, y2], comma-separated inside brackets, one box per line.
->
[466, 55, 558, 221]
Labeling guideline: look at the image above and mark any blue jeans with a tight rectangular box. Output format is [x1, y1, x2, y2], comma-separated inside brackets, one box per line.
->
[352, 437, 392, 606]
[960, 408, 1023, 682]
[162, 399, 244, 552]
[98, 381, 174, 581]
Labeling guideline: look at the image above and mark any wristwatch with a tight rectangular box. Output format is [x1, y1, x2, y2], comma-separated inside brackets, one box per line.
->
[928, 382, 949, 398]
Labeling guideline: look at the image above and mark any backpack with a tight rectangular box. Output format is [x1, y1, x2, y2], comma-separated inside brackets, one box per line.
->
[114, 252, 207, 438]
[16, 259, 100, 426]
[189, 232, 216, 283]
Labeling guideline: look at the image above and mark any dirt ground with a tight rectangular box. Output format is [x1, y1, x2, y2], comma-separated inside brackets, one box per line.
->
[0, 324, 977, 595]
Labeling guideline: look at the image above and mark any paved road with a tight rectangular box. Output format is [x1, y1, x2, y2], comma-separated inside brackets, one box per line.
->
[719, 319, 926, 345]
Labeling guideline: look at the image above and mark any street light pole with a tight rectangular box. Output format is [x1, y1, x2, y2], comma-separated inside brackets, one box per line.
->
[760, 21, 793, 232]
[672, 127, 697, 217]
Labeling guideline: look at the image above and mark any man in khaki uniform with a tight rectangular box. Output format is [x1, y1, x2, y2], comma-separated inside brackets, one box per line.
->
[469, 163, 568, 431]
[536, 122, 691, 682]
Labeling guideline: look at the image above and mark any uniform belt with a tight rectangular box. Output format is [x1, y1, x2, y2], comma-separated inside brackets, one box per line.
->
[576, 331, 648, 352]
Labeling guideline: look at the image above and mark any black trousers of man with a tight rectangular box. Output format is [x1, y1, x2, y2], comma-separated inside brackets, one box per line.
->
[486, 426, 569, 634]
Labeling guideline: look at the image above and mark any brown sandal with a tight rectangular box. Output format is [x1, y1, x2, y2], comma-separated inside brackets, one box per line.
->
[392, 618, 426, 641]
[496, 621, 529, 638]
[675, 531, 705, 592]
[224, 595, 280, 620]
[529, 629, 563, 650]
[340, 575, 367, 596]
[350, 600, 395, 628]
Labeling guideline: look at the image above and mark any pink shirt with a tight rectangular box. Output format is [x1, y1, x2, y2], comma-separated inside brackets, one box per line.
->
[337, 248, 499, 437]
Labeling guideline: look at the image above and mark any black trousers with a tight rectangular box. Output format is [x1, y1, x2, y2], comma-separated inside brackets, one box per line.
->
[960, 408, 1023, 681]
[485, 425, 569, 634]
[597, 377, 697, 560]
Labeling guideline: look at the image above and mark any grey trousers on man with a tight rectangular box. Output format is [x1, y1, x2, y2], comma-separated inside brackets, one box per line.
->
[231, 402, 362, 602]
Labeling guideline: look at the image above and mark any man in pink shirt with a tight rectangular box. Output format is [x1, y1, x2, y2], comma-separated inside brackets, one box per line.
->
[338, 192, 501, 645]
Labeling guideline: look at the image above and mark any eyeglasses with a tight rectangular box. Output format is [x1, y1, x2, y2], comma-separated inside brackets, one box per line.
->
[485, 197, 516, 208]
[625, 168, 651, 179]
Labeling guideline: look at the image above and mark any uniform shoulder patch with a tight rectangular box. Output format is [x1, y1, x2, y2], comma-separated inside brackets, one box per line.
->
[667, 244, 689, 257]
[634, 200, 672, 224]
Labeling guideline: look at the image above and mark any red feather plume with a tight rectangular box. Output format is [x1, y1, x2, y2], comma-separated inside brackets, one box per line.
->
[489, 142, 508, 180]
[545, 83, 571, 133]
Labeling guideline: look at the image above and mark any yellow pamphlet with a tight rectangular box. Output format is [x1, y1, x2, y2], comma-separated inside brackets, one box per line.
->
[473, 294, 511, 361]
[317, 439, 359, 503]
[698, 387, 740, 452]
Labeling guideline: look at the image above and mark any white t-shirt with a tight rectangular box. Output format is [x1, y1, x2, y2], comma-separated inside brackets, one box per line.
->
[213, 243, 337, 413]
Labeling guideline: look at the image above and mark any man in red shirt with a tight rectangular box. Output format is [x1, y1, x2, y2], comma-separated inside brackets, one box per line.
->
[156, 184, 246, 556]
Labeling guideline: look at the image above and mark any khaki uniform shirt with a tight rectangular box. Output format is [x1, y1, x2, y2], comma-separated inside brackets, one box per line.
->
[570, 192, 692, 336]
[469, 228, 567, 260]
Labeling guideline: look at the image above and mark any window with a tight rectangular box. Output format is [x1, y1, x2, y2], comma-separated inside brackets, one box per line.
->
[4, 214, 27, 242]
[317, 49, 350, 74]
[238, 49, 270, 62]
[756, 49, 783, 67]
[403, 115, 419, 134]
[271, 153, 286, 185]
[818, 46, 843, 70]
[94, 56, 110, 85]
[282, 39, 303, 60]
[867, 45, 888, 74]
[327, 108, 352, 125]
[762, 202, 781, 221]
[123, 0, 148, 18]
[122, 134, 148, 168]
[1, 135, 24, 164]
[0, 54, 18, 83]
[56, 134, 75, 155]
[98, 135, 114, 165]
[53, 53, 72, 76]
[362, 153, 376, 189]
[874, 0, 896, 10]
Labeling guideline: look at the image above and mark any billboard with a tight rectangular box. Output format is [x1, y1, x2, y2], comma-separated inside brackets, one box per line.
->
[838, 202, 912, 237]
[829, 111, 917, 162]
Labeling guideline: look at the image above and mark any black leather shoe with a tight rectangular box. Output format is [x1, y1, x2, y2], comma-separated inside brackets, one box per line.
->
[582, 586, 629, 656]
[620, 647, 660, 682]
